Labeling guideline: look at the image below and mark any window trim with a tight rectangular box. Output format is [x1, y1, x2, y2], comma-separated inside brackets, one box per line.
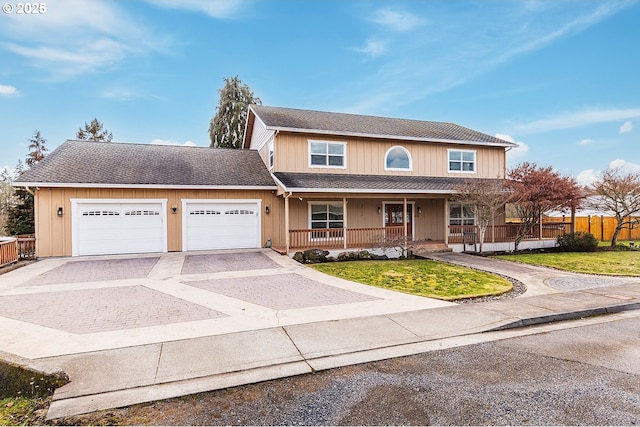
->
[308, 201, 345, 241]
[384, 145, 413, 171]
[448, 203, 476, 227]
[308, 140, 347, 169]
[447, 149, 477, 174]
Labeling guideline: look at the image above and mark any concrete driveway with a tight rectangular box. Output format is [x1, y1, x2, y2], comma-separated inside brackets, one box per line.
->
[0, 249, 452, 359]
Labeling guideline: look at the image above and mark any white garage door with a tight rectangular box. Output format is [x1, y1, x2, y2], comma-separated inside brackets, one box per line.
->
[73, 200, 166, 256]
[184, 200, 261, 251]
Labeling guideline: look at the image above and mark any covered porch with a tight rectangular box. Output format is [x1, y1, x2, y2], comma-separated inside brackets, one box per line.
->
[270, 172, 567, 255]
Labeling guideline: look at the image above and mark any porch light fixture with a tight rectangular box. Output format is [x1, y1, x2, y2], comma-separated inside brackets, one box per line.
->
[171, 206, 178, 214]
[417, 207, 422, 214]
[57, 206, 63, 216]
[377, 207, 381, 214]
[265, 205, 270, 215]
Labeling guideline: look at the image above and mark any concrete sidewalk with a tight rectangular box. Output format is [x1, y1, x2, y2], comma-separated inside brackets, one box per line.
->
[0, 251, 639, 420]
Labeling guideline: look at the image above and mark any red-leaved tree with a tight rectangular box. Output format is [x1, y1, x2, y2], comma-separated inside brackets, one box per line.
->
[507, 162, 582, 250]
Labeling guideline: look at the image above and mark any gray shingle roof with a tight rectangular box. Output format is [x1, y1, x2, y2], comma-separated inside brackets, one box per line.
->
[273, 172, 503, 193]
[14, 140, 276, 188]
[249, 105, 515, 146]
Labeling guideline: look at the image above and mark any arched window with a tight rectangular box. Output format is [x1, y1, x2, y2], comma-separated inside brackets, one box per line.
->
[385, 146, 412, 171]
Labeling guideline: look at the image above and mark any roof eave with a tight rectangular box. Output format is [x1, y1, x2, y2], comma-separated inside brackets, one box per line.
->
[12, 182, 278, 191]
[261, 126, 516, 147]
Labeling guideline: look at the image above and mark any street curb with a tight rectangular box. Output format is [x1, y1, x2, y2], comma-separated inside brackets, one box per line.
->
[488, 302, 640, 331]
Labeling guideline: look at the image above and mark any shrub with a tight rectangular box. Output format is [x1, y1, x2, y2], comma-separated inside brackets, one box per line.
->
[556, 232, 598, 252]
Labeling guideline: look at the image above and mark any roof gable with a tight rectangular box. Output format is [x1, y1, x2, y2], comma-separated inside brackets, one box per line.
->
[246, 105, 515, 147]
[14, 140, 276, 188]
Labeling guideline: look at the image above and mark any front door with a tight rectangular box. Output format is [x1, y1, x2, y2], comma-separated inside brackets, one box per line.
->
[384, 203, 412, 236]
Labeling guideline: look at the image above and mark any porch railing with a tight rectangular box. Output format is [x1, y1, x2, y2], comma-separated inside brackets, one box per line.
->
[448, 222, 570, 244]
[16, 234, 36, 260]
[289, 226, 405, 250]
[0, 238, 18, 268]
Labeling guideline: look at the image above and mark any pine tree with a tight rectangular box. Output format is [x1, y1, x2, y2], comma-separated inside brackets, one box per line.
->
[209, 76, 261, 148]
[26, 130, 48, 168]
[77, 118, 113, 142]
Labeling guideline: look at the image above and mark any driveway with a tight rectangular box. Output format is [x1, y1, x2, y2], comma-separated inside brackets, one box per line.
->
[0, 249, 451, 359]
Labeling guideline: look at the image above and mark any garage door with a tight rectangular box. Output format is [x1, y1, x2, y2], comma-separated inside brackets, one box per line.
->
[73, 200, 166, 256]
[183, 201, 261, 251]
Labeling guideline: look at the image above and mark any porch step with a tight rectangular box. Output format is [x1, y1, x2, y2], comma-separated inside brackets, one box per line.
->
[412, 244, 453, 257]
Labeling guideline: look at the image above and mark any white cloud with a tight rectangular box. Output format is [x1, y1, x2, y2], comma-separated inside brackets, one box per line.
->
[0, 84, 19, 96]
[353, 39, 388, 59]
[0, 0, 170, 80]
[144, 0, 245, 18]
[576, 159, 640, 187]
[497, 133, 530, 164]
[619, 121, 633, 133]
[609, 158, 640, 173]
[578, 138, 593, 146]
[575, 169, 598, 186]
[368, 8, 427, 32]
[514, 108, 640, 134]
[150, 139, 197, 147]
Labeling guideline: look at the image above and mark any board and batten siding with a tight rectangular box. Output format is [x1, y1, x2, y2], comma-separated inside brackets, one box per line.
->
[274, 132, 506, 178]
[33, 187, 284, 257]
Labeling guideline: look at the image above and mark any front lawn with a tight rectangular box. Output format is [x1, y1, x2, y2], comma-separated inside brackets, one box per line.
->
[310, 259, 512, 301]
[495, 251, 640, 276]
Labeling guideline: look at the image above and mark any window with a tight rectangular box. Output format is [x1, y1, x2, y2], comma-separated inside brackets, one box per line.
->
[448, 149, 476, 173]
[449, 204, 475, 226]
[385, 146, 412, 170]
[268, 141, 274, 169]
[310, 202, 344, 239]
[309, 140, 346, 168]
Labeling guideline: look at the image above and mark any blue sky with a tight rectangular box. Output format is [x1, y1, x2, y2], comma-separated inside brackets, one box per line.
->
[1, 0, 639, 185]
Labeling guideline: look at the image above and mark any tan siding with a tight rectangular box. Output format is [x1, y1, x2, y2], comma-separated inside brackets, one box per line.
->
[34, 188, 285, 257]
[275, 132, 506, 178]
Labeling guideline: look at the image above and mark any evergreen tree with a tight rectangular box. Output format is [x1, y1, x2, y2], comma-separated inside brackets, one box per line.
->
[77, 118, 113, 142]
[26, 130, 48, 168]
[209, 76, 261, 148]
[0, 167, 16, 235]
[6, 134, 47, 236]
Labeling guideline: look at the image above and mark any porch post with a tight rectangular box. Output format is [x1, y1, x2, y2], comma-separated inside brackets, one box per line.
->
[403, 197, 408, 251]
[285, 193, 291, 254]
[444, 198, 449, 245]
[343, 197, 347, 249]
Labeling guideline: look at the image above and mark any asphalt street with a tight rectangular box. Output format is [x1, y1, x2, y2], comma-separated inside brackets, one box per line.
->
[53, 310, 640, 426]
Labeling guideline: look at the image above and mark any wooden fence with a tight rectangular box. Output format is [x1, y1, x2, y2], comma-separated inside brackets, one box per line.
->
[0, 238, 18, 268]
[0, 234, 36, 268]
[550, 216, 640, 242]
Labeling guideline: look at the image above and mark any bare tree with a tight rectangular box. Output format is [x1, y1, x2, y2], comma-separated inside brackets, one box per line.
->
[587, 167, 640, 247]
[453, 178, 511, 253]
[507, 162, 582, 250]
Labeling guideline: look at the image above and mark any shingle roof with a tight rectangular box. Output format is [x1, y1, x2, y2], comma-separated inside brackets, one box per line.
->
[249, 105, 515, 147]
[273, 172, 503, 193]
[14, 140, 277, 188]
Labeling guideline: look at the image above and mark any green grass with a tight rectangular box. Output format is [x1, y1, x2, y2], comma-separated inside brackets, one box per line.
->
[310, 259, 512, 301]
[0, 397, 47, 426]
[495, 250, 640, 276]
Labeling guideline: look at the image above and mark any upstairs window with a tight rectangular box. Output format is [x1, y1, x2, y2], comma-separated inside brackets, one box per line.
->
[268, 141, 274, 169]
[448, 149, 476, 173]
[309, 140, 346, 168]
[385, 146, 412, 171]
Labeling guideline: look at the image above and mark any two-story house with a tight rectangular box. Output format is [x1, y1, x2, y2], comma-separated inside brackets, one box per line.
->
[17, 105, 559, 259]
[243, 105, 517, 254]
